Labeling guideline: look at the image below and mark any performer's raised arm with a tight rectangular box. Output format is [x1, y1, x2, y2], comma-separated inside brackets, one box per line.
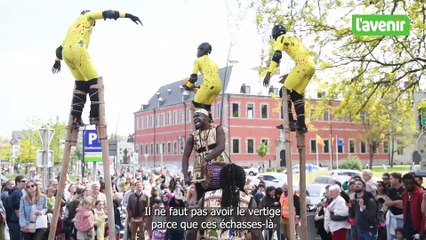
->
[84, 10, 142, 25]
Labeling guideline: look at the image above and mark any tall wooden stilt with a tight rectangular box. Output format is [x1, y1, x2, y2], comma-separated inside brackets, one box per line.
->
[297, 131, 307, 240]
[94, 77, 116, 239]
[48, 87, 81, 240]
[282, 87, 296, 240]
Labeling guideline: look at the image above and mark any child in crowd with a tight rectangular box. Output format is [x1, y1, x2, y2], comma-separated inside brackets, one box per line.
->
[75, 197, 96, 240]
[46, 187, 56, 213]
[394, 228, 405, 240]
[94, 200, 106, 240]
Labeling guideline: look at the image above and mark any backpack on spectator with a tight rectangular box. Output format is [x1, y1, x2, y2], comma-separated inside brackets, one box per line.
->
[74, 208, 95, 232]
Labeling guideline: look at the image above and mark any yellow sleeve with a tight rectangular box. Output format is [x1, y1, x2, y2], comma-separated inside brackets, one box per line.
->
[267, 36, 285, 73]
[192, 59, 200, 75]
[85, 11, 126, 21]
[267, 60, 278, 73]
[85, 11, 104, 20]
[187, 59, 200, 88]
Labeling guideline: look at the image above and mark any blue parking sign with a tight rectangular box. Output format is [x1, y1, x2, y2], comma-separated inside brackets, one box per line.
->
[83, 130, 102, 162]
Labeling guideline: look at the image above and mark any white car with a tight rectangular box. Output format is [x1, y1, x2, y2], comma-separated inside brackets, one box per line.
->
[314, 175, 353, 185]
[330, 169, 362, 178]
[292, 164, 325, 173]
[256, 173, 287, 188]
[243, 166, 259, 176]
[306, 183, 328, 211]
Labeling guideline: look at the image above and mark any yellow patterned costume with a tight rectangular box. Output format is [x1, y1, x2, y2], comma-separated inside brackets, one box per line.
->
[267, 34, 315, 94]
[184, 43, 222, 114]
[52, 10, 142, 126]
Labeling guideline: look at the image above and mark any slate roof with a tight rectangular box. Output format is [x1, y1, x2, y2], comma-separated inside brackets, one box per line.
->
[10, 131, 24, 145]
[136, 66, 233, 112]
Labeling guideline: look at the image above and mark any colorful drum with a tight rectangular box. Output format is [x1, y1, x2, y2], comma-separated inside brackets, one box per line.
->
[201, 162, 226, 190]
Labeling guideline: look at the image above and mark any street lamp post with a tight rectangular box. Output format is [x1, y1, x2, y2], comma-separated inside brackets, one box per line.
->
[153, 108, 156, 168]
[181, 89, 189, 138]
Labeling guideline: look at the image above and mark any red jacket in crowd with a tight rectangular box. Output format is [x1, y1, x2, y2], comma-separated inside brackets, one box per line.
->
[402, 185, 425, 232]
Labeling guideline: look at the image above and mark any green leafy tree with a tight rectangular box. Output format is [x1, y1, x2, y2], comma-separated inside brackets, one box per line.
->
[250, 0, 422, 168]
[340, 155, 363, 170]
[16, 117, 67, 165]
[0, 144, 12, 161]
[17, 138, 38, 163]
[252, 0, 425, 106]
[257, 142, 269, 158]
[253, 0, 425, 107]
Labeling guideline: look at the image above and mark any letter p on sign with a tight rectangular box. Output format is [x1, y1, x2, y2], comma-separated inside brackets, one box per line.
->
[88, 132, 98, 145]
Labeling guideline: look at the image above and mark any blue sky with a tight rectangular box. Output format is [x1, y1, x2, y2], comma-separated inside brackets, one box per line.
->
[0, 0, 263, 137]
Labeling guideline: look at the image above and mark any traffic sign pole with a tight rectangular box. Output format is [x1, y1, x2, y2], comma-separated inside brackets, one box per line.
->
[143, 153, 149, 168]
[38, 127, 55, 188]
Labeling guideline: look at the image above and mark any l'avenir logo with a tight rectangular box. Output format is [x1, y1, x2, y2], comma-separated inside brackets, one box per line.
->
[352, 14, 410, 36]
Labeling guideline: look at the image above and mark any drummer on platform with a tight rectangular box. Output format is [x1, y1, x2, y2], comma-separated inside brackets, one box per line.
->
[182, 109, 228, 201]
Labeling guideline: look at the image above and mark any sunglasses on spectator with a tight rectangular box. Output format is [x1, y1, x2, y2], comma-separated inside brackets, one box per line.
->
[21, 180, 27, 183]
[26, 184, 36, 189]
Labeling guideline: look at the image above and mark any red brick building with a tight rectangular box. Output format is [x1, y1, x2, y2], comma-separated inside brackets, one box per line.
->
[134, 66, 389, 168]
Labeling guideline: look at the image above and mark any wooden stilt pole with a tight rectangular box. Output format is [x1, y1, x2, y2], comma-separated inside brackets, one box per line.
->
[94, 77, 116, 240]
[48, 87, 80, 240]
[282, 87, 296, 240]
[297, 131, 307, 240]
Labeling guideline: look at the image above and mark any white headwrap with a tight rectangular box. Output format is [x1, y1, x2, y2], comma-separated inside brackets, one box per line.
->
[194, 108, 209, 117]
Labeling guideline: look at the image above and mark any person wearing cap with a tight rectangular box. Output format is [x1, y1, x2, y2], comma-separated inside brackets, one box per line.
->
[182, 43, 222, 121]
[181, 108, 228, 201]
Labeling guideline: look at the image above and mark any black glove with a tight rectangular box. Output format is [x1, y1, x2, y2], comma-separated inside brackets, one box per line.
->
[263, 72, 271, 87]
[52, 60, 61, 74]
[182, 85, 192, 91]
[125, 13, 143, 26]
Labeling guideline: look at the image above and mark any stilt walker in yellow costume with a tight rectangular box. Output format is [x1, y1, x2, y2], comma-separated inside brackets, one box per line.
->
[51, 10, 142, 128]
[182, 43, 222, 121]
[263, 24, 315, 133]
